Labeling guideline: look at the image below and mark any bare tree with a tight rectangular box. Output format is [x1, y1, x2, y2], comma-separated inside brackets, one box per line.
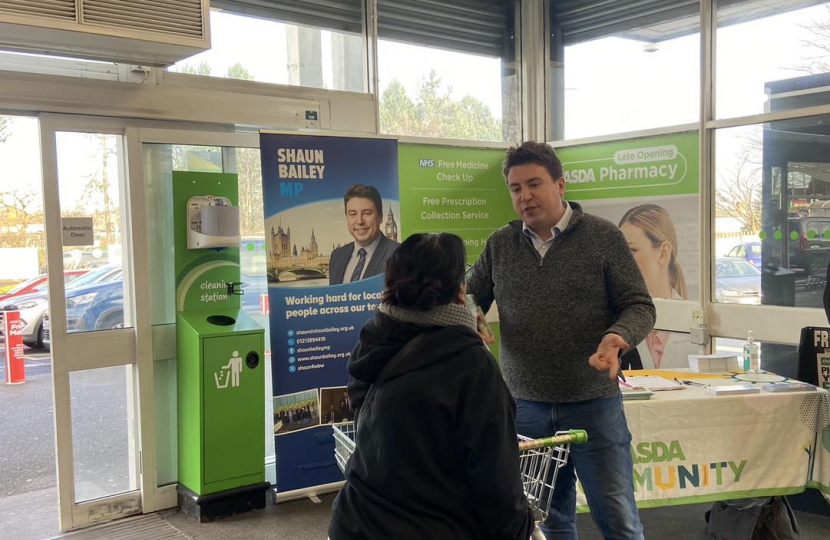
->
[716, 149, 763, 234]
[0, 188, 44, 249]
[234, 148, 264, 237]
[77, 135, 119, 247]
[793, 6, 830, 74]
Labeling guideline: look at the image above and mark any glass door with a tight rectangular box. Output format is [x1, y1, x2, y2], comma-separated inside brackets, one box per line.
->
[39, 115, 149, 530]
[135, 130, 275, 500]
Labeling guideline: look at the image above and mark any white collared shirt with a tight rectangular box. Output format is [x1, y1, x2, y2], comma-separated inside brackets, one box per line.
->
[343, 234, 381, 282]
[522, 202, 573, 257]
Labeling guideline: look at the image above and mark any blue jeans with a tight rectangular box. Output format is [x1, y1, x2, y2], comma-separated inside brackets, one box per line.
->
[516, 394, 644, 540]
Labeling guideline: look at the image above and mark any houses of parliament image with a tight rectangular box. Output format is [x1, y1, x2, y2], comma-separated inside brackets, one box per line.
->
[268, 207, 398, 282]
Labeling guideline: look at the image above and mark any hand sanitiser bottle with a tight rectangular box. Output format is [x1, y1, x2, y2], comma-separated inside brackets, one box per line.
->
[743, 331, 760, 373]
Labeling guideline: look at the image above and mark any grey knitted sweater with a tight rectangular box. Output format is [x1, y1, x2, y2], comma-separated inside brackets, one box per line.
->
[468, 202, 656, 403]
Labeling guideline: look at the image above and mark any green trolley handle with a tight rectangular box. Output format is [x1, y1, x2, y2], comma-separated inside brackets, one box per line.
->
[518, 429, 588, 451]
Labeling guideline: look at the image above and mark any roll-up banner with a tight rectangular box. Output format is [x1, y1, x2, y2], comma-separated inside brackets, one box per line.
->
[260, 132, 399, 495]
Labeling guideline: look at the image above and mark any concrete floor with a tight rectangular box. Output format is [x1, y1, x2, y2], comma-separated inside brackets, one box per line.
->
[0, 488, 825, 540]
[0, 487, 60, 540]
[157, 492, 830, 540]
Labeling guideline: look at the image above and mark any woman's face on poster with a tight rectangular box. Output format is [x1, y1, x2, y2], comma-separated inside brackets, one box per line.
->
[619, 222, 670, 297]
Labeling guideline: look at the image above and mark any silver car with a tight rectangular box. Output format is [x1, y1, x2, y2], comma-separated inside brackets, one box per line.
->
[0, 266, 122, 349]
[715, 257, 761, 305]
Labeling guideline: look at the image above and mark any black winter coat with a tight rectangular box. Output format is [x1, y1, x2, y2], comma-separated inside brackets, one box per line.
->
[328, 312, 534, 540]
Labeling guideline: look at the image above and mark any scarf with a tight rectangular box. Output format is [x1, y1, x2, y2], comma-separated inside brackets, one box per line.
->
[378, 301, 477, 333]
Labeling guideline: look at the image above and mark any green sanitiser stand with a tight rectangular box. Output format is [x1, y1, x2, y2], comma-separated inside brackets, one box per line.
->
[177, 307, 268, 521]
[172, 172, 269, 520]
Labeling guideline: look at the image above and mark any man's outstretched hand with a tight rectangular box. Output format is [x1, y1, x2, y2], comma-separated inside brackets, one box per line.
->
[588, 333, 630, 379]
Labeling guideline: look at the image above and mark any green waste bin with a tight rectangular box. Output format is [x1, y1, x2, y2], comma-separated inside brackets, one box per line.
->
[177, 308, 269, 520]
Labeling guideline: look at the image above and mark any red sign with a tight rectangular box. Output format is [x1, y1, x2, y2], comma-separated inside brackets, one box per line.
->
[3, 311, 25, 384]
[260, 293, 270, 315]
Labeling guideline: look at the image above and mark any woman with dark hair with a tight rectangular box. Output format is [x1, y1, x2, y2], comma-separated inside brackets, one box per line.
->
[329, 233, 534, 540]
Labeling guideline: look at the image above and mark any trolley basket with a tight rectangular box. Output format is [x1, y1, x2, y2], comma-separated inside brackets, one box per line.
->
[331, 422, 587, 534]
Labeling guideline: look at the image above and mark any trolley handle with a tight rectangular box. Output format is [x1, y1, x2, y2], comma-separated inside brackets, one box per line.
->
[518, 429, 588, 451]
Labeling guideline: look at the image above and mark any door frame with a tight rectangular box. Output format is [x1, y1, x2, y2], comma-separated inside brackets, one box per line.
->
[132, 128, 262, 511]
[39, 114, 151, 530]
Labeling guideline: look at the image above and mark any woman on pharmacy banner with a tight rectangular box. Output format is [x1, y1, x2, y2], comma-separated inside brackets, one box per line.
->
[618, 204, 691, 369]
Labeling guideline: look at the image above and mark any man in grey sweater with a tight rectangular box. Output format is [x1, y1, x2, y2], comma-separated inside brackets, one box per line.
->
[468, 142, 655, 540]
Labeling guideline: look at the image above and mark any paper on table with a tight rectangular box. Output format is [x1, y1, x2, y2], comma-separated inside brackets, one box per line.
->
[705, 384, 760, 395]
[624, 376, 686, 391]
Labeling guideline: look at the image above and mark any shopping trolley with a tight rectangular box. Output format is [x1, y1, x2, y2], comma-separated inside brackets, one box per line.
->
[332, 422, 587, 539]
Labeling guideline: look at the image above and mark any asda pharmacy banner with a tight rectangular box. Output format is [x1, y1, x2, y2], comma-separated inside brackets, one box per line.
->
[260, 132, 399, 495]
[558, 132, 702, 369]
[398, 143, 514, 265]
[557, 132, 698, 200]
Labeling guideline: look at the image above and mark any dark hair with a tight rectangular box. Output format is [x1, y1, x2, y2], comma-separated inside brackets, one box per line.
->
[344, 184, 382, 216]
[502, 141, 563, 182]
[382, 233, 466, 311]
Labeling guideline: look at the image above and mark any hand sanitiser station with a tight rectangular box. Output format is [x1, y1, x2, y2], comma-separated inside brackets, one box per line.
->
[187, 195, 241, 250]
[173, 172, 268, 521]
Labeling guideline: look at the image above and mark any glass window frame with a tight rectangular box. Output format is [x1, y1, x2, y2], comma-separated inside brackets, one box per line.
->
[543, 0, 830, 351]
[374, 0, 521, 143]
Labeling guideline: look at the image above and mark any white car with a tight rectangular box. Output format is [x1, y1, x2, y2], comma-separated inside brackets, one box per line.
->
[0, 266, 122, 349]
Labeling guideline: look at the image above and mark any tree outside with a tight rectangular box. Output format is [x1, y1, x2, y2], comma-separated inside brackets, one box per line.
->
[234, 148, 264, 237]
[380, 70, 503, 142]
[0, 116, 10, 143]
[794, 5, 830, 75]
[715, 142, 763, 235]
[226, 62, 255, 81]
[715, 7, 830, 237]
[172, 60, 257, 82]
[0, 117, 45, 272]
[0, 188, 44, 256]
[176, 61, 213, 76]
[74, 135, 120, 249]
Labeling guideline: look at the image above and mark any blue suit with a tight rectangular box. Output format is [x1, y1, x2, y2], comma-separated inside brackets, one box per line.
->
[329, 234, 399, 285]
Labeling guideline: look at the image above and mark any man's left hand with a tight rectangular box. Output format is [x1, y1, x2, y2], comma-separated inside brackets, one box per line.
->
[588, 333, 630, 379]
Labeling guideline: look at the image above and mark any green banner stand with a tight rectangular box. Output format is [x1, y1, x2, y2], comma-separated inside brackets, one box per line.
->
[172, 172, 268, 520]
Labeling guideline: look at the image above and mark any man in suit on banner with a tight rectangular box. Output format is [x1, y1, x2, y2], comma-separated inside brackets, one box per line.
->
[329, 184, 399, 285]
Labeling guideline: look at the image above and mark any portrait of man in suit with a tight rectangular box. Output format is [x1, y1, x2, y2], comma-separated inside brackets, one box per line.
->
[329, 184, 399, 285]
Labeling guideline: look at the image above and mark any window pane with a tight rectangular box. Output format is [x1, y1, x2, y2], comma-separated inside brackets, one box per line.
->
[378, 1, 518, 142]
[56, 132, 129, 333]
[715, 115, 830, 308]
[70, 366, 136, 502]
[229, 148, 275, 482]
[714, 337, 799, 379]
[717, 1, 830, 118]
[0, 116, 59, 536]
[168, 9, 366, 92]
[143, 143, 276, 486]
[551, 2, 700, 139]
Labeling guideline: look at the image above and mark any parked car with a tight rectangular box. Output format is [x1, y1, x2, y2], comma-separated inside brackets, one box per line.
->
[45, 239, 269, 350]
[715, 257, 761, 305]
[44, 279, 125, 349]
[784, 216, 830, 274]
[0, 292, 49, 348]
[1, 266, 122, 349]
[0, 269, 87, 304]
[726, 242, 762, 269]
